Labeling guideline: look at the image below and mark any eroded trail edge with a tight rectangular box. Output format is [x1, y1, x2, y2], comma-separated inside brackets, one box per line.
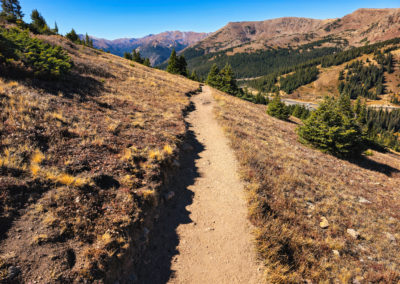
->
[137, 86, 262, 283]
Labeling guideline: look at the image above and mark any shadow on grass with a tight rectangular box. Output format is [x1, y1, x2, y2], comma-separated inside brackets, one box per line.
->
[135, 126, 204, 284]
[347, 155, 400, 177]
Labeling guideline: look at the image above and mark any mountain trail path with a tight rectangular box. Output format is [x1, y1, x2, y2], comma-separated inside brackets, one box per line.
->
[137, 86, 262, 283]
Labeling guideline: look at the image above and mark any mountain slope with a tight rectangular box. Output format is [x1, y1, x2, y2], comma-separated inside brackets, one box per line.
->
[182, 8, 400, 78]
[91, 31, 208, 66]
[0, 26, 199, 282]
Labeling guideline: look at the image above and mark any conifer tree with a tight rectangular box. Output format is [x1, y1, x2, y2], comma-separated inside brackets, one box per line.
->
[132, 50, 144, 64]
[220, 63, 240, 95]
[166, 48, 180, 74]
[206, 64, 222, 89]
[0, 0, 23, 22]
[189, 70, 199, 81]
[143, 58, 151, 67]
[123, 52, 133, 60]
[65, 28, 79, 43]
[53, 22, 59, 34]
[298, 96, 363, 157]
[30, 9, 48, 33]
[267, 94, 290, 120]
[177, 55, 187, 76]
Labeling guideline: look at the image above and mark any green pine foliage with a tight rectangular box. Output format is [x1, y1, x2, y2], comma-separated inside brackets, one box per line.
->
[0, 27, 72, 79]
[30, 9, 52, 35]
[267, 94, 290, 120]
[65, 28, 80, 43]
[206, 63, 241, 96]
[298, 95, 364, 157]
[279, 66, 319, 94]
[338, 60, 384, 100]
[0, 0, 23, 23]
[166, 48, 187, 76]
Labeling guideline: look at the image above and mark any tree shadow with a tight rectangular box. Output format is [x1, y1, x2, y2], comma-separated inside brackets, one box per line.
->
[347, 155, 400, 177]
[134, 126, 204, 284]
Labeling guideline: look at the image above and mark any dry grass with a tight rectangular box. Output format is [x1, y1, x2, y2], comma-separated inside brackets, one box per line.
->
[211, 88, 400, 283]
[0, 31, 199, 282]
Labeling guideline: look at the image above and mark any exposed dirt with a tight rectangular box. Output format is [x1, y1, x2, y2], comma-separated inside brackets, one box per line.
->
[137, 86, 262, 283]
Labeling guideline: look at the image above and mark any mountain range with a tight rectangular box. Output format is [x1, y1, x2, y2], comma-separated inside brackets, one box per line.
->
[90, 31, 208, 66]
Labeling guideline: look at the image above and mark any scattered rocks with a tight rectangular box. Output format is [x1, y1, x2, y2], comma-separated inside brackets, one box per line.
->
[319, 217, 329, 229]
[332, 250, 340, 256]
[347, 228, 360, 239]
[205, 227, 215, 232]
[7, 266, 21, 279]
[306, 201, 315, 210]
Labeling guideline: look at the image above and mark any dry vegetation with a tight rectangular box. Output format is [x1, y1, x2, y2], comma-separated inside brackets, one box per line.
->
[211, 88, 400, 283]
[0, 33, 199, 282]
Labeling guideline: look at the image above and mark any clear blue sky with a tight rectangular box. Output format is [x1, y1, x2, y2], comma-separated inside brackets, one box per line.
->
[19, 0, 400, 40]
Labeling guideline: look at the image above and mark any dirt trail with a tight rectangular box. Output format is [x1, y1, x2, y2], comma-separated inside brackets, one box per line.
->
[137, 86, 262, 283]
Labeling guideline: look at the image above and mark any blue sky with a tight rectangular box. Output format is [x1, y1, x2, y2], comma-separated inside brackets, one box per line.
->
[19, 0, 400, 40]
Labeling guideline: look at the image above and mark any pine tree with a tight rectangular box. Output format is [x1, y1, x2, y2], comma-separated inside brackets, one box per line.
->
[206, 64, 222, 89]
[30, 9, 48, 33]
[166, 48, 180, 75]
[143, 58, 151, 67]
[189, 70, 199, 81]
[292, 104, 303, 118]
[298, 96, 364, 157]
[267, 94, 290, 120]
[123, 52, 132, 60]
[337, 92, 353, 118]
[220, 63, 239, 95]
[176, 55, 187, 76]
[85, 33, 90, 46]
[53, 22, 59, 34]
[65, 28, 79, 43]
[0, 0, 24, 22]
[132, 50, 144, 64]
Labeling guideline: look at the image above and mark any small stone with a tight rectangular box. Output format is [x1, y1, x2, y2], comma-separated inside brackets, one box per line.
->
[205, 227, 214, 231]
[332, 250, 340, 256]
[358, 197, 371, 204]
[306, 201, 315, 210]
[75, 196, 80, 203]
[319, 217, 329, 229]
[347, 228, 360, 239]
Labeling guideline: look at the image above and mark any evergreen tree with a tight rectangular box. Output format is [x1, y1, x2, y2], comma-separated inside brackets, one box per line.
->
[206, 64, 222, 89]
[189, 70, 200, 81]
[30, 9, 48, 33]
[177, 55, 187, 76]
[65, 28, 79, 43]
[298, 96, 364, 157]
[337, 92, 353, 118]
[166, 48, 180, 74]
[143, 58, 151, 67]
[220, 63, 239, 95]
[53, 22, 59, 34]
[123, 52, 132, 60]
[0, 0, 23, 22]
[292, 104, 303, 118]
[132, 50, 144, 64]
[267, 94, 290, 120]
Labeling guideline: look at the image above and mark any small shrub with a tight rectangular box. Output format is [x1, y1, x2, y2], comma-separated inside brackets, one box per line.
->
[0, 27, 72, 79]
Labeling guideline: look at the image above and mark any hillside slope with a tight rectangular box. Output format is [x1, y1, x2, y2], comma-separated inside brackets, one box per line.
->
[182, 8, 400, 78]
[91, 31, 208, 65]
[0, 29, 199, 282]
[211, 88, 400, 282]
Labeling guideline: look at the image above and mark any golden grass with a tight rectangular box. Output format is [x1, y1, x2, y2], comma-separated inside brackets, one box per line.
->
[211, 87, 400, 283]
[0, 28, 200, 282]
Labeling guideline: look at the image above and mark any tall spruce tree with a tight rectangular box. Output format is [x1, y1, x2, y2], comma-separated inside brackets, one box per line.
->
[0, 0, 23, 21]
[65, 29, 79, 43]
[206, 64, 222, 89]
[30, 9, 50, 34]
[166, 48, 180, 74]
[220, 63, 239, 95]
[53, 22, 59, 34]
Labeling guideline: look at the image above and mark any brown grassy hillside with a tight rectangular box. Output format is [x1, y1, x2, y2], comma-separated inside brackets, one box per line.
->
[0, 32, 199, 282]
[212, 88, 400, 283]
